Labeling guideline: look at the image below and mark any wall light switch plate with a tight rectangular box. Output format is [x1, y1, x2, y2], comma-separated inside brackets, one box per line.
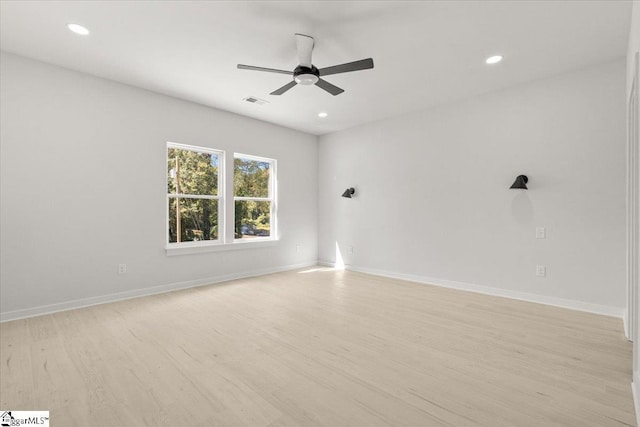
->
[536, 265, 546, 277]
[536, 227, 546, 239]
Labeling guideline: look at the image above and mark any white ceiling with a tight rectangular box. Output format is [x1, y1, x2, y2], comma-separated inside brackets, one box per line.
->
[0, 1, 632, 135]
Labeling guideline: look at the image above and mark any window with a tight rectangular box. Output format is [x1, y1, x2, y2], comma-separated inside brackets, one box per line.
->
[166, 143, 277, 252]
[167, 143, 223, 245]
[234, 154, 276, 240]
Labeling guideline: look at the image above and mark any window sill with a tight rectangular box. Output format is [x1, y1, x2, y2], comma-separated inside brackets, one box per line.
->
[166, 239, 278, 257]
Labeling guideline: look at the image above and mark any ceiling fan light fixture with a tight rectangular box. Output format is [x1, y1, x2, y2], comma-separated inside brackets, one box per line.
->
[295, 74, 319, 85]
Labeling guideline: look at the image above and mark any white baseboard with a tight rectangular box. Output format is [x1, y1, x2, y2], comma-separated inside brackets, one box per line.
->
[633, 380, 640, 427]
[2, 260, 625, 322]
[0, 261, 316, 322]
[318, 261, 624, 318]
[624, 309, 630, 340]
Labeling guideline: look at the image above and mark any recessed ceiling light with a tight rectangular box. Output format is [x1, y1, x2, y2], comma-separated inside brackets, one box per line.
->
[318, 112, 328, 118]
[67, 23, 90, 35]
[485, 55, 503, 65]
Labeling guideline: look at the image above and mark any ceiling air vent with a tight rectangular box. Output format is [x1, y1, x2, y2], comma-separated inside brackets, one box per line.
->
[243, 96, 269, 105]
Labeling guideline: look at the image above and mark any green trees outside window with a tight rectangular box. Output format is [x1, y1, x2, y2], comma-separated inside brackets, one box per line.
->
[167, 145, 220, 243]
[234, 156, 274, 239]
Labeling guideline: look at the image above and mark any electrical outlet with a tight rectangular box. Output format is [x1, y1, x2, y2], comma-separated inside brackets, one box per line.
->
[348, 246, 354, 254]
[536, 227, 546, 239]
[296, 244, 301, 253]
[118, 263, 127, 274]
[536, 265, 546, 277]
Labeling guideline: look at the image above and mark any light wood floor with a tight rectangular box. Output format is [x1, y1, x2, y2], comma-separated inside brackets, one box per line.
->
[1, 268, 635, 426]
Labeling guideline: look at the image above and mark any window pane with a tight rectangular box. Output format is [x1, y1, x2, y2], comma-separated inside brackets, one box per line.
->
[234, 200, 270, 239]
[168, 197, 219, 243]
[234, 158, 270, 198]
[168, 148, 219, 196]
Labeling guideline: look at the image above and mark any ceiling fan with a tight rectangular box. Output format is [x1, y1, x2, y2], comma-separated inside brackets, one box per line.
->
[237, 33, 374, 96]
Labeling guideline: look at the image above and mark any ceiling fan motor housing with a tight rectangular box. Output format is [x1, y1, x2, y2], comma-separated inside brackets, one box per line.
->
[294, 65, 319, 85]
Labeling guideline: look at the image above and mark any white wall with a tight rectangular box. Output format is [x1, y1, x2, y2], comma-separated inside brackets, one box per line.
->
[0, 52, 318, 319]
[626, 0, 640, 420]
[318, 60, 626, 314]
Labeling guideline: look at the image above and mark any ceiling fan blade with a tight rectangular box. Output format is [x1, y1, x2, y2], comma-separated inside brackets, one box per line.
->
[315, 78, 344, 96]
[295, 33, 314, 68]
[318, 58, 374, 77]
[270, 80, 298, 95]
[237, 64, 293, 75]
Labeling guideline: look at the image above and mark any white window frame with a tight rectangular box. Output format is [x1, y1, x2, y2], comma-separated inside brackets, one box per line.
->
[233, 153, 277, 243]
[166, 142, 225, 248]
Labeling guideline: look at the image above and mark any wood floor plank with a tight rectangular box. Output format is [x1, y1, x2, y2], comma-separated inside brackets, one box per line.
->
[0, 268, 635, 426]
[0, 318, 34, 408]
